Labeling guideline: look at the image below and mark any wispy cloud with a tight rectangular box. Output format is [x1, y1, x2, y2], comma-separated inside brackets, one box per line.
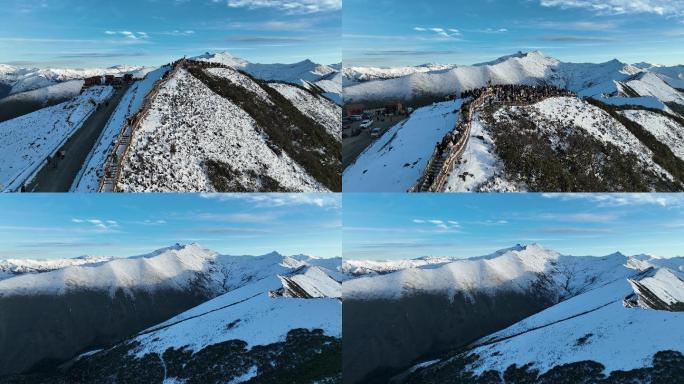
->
[161, 30, 195, 36]
[200, 193, 340, 209]
[361, 49, 461, 57]
[539, 0, 684, 17]
[413, 219, 461, 231]
[538, 213, 618, 222]
[413, 26, 462, 39]
[197, 212, 276, 223]
[541, 35, 614, 42]
[541, 193, 683, 207]
[223, 0, 341, 14]
[71, 218, 119, 231]
[540, 226, 612, 234]
[226, 20, 313, 30]
[538, 20, 619, 30]
[54, 52, 149, 59]
[105, 31, 149, 40]
[476, 27, 509, 33]
[224, 35, 307, 43]
[193, 226, 271, 234]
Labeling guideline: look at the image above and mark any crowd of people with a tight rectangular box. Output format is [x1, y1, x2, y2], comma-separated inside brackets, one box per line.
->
[461, 83, 575, 104]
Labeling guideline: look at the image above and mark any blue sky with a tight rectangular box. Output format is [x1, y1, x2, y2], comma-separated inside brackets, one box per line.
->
[344, 0, 684, 66]
[343, 193, 684, 260]
[0, 0, 341, 68]
[0, 193, 341, 260]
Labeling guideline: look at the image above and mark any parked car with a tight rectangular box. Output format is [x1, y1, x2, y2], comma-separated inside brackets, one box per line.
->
[370, 127, 382, 138]
[350, 115, 363, 121]
[360, 119, 373, 129]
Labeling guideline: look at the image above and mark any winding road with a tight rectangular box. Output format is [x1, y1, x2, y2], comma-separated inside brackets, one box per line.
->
[27, 84, 130, 192]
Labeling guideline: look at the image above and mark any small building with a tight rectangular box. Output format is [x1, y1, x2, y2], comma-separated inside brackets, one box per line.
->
[84, 76, 102, 87]
[123, 74, 134, 82]
[384, 101, 404, 114]
[104, 75, 115, 85]
[345, 103, 365, 117]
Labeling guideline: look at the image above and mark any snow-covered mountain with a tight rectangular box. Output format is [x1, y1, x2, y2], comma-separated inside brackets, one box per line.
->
[343, 51, 684, 109]
[343, 244, 684, 384]
[0, 64, 153, 97]
[116, 61, 341, 192]
[0, 255, 113, 280]
[194, 51, 342, 103]
[346, 84, 684, 193]
[343, 99, 463, 192]
[343, 244, 640, 301]
[403, 265, 684, 383]
[0, 244, 342, 381]
[343, 63, 458, 86]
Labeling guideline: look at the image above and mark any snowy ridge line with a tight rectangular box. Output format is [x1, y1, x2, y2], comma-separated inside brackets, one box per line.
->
[403, 297, 622, 379]
[137, 291, 263, 339]
[416, 84, 577, 192]
[76, 290, 263, 363]
[79, 274, 269, 357]
[97, 61, 182, 192]
[469, 298, 620, 351]
[90, 268, 334, 356]
[463, 266, 658, 351]
[4, 88, 114, 192]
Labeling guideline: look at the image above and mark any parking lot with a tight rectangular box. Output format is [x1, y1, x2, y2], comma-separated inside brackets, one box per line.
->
[342, 113, 407, 169]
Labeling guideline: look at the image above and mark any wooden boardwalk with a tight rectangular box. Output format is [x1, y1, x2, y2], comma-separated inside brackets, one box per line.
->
[97, 59, 186, 192]
[409, 89, 490, 192]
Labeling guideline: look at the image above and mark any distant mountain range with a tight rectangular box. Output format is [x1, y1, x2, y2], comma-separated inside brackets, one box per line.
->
[0, 52, 342, 192]
[342, 244, 684, 384]
[0, 244, 342, 383]
[343, 52, 684, 193]
[343, 51, 684, 109]
[194, 52, 342, 104]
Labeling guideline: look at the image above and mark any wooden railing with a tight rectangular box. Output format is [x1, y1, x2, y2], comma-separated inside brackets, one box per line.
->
[409, 89, 490, 192]
[97, 59, 186, 192]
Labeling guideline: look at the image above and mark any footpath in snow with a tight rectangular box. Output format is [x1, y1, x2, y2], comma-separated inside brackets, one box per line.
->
[72, 66, 169, 192]
[343, 99, 462, 192]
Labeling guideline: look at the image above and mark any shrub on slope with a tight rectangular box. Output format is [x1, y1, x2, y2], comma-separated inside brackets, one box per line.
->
[187, 64, 341, 191]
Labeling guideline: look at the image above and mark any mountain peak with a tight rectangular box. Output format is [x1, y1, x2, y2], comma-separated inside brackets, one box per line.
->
[263, 250, 284, 258]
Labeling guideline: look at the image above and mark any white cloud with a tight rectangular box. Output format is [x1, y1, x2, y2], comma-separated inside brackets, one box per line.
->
[162, 30, 196, 36]
[539, 0, 684, 16]
[541, 193, 684, 207]
[225, 0, 341, 14]
[198, 213, 275, 223]
[413, 218, 461, 231]
[105, 30, 149, 40]
[200, 193, 340, 209]
[413, 26, 462, 39]
[71, 218, 119, 231]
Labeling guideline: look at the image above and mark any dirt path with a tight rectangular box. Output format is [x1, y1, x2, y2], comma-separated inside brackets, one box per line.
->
[27, 84, 129, 192]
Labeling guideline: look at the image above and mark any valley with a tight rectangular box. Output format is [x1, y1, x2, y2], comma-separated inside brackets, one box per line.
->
[0, 244, 343, 383]
[343, 244, 684, 384]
